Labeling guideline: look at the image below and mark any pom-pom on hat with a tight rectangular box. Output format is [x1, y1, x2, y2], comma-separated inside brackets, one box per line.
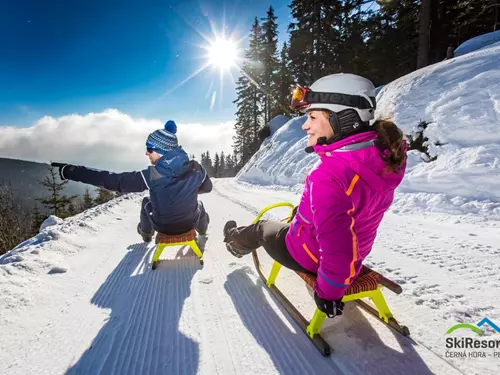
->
[164, 120, 177, 134]
[146, 120, 178, 154]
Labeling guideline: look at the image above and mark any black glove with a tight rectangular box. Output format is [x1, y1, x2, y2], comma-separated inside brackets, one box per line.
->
[314, 291, 344, 318]
[51, 162, 69, 180]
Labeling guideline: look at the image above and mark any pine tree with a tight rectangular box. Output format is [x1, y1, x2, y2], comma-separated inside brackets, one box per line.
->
[200, 152, 206, 168]
[429, 0, 498, 63]
[31, 204, 47, 234]
[232, 91, 253, 167]
[282, 0, 497, 88]
[82, 188, 94, 210]
[225, 154, 236, 177]
[0, 184, 33, 254]
[360, 0, 419, 84]
[336, 1, 373, 76]
[248, 17, 265, 137]
[275, 42, 294, 117]
[288, 0, 344, 85]
[94, 187, 115, 205]
[200, 151, 211, 175]
[65, 200, 78, 217]
[205, 151, 213, 176]
[233, 17, 265, 167]
[219, 151, 226, 177]
[417, 0, 432, 68]
[260, 6, 280, 123]
[213, 152, 220, 178]
[36, 166, 77, 217]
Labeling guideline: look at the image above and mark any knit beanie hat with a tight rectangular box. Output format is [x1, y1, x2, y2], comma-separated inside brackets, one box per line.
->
[145, 120, 178, 154]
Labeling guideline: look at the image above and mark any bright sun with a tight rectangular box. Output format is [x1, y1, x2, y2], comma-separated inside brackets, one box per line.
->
[206, 37, 239, 70]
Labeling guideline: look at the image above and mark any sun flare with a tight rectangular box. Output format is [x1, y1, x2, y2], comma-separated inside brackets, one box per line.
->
[206, 37, 239, 70]
[157, 25, 243, 108]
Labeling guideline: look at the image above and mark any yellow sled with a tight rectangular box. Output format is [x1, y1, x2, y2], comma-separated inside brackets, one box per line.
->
[251, 202, 410, 356]
[152, 229, 204, 269]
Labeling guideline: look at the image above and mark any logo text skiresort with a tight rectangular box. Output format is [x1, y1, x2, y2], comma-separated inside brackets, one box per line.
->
[445, 318, 500, 359]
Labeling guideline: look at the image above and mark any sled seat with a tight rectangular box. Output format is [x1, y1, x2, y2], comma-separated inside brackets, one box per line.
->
[152, 229, 203, 269]
[294, 265, 402, 296]
[265, 261, 406, 339]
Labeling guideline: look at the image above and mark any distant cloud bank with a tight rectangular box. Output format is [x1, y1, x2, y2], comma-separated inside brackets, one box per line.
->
[0, 109, 235, 171]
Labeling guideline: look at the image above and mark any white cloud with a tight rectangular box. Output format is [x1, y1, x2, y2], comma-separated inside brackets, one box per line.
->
[0, 109, 235, 172]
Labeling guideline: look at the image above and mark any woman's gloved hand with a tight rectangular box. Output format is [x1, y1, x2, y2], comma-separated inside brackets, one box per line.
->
[314, 291, 345, 318]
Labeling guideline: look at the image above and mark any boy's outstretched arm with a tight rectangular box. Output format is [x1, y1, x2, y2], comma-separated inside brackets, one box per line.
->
[51, 162, 149, 193]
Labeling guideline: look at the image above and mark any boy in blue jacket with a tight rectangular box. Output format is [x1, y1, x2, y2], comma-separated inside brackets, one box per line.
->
[52, 120, 212, 242]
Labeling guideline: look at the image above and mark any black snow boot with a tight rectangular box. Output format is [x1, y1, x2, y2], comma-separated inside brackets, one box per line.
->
[197, 211, 210, 236]
[223, 220, 237, 241]
[223, 220, 254, 258]
[137, 223, 154, 243]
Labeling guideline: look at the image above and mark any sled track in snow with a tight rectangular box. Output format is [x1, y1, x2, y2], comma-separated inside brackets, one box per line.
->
[367, 223, 500, 329]
[2, 187, 489, 374]
[202, 230, 347, 374]
[212, 184, 261, 218]
[67, 244, 201, 375]
[212, 182, 289, 222]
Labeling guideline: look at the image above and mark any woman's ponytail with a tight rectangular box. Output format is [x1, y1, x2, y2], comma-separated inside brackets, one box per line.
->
[373, 120, 406, 173]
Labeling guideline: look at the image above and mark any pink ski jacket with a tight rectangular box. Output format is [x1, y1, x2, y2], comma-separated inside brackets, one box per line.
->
[285, 131, 406, 301]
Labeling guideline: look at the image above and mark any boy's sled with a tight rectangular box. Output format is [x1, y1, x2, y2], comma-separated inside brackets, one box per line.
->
[251, 202, 410, 356]
[152, 229, 204, 269]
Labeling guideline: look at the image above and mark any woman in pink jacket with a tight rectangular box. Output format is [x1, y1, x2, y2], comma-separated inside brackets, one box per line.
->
[223, 73, 407, 318]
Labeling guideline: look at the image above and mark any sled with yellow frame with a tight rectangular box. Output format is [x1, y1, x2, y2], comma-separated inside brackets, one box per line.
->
[251, 202, 410, 356]
[151, 229, 204, 269]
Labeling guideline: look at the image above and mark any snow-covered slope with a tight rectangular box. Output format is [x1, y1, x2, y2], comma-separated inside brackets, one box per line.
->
[454, 30, 500, 57]
[237, 40, 500, 220]
[237, 115, 311, 189]
[1, 181, 499, 375]
[266, 114, 290, 136]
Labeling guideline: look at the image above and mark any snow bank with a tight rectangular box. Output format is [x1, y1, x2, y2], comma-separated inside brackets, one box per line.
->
[0, 193, 142, 275]
[376, 41, 500, 208]
[454, 30, 500, 57]
[237, 116, 312, 191]
[267, 115, 290, 136]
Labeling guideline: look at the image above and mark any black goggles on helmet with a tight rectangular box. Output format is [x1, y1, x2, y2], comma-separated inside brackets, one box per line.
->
[290, 86, 376, 111]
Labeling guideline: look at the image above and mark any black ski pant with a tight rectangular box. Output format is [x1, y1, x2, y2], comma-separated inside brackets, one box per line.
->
[139, 197, 209, 235]
[226, 220, 310, 273]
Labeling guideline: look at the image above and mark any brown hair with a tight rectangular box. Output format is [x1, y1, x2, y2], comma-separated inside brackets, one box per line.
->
[373, 119, 406, 173]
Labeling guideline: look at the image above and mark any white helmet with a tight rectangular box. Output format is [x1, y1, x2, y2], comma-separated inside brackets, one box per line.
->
[290, 73, 377, 144]
[306, 73, 376, 122]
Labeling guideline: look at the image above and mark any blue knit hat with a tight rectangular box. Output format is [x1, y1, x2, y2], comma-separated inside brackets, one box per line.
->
[146, 120, 178, 154]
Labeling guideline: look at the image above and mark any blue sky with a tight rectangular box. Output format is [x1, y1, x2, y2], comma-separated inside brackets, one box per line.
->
[0, 0, 291, 127]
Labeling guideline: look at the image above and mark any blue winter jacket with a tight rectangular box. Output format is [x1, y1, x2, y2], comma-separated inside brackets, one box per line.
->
[62, 147, 212, 234]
